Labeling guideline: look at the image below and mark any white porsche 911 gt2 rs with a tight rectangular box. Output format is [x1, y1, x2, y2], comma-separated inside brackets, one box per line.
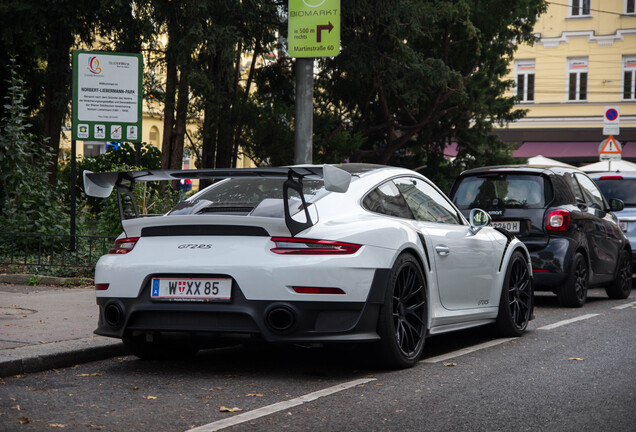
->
[84, 163, 533, 368]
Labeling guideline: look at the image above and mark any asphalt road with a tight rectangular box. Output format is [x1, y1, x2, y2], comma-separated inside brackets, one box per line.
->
[1, 288, 634, 432]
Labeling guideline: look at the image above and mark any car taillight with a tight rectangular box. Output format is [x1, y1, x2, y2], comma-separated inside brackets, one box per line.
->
[270, 237, 361, 255]
[599, 176, 622, 180]
[95, 283, 110, 290]
[546, 210, 570, 231]
[109, 237, 140, 254]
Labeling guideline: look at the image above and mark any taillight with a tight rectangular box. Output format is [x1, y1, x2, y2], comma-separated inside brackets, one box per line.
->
[109, 237, 140, 254]
[546, 210, 570, 231]
[95, 283, 110, 290]
[599, 176, 623, 180]
[270, 237, 361, 255]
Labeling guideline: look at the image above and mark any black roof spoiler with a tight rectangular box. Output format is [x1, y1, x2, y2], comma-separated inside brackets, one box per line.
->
[82, 165, 352, 237]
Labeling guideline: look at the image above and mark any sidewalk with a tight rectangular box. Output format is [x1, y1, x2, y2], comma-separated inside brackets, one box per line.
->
[0, 281, 126, 377]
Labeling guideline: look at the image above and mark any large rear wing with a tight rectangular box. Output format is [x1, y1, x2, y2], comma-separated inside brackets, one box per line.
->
[83, 165, 352, 237]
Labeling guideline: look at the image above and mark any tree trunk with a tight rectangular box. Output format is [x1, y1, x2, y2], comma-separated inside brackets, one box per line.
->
[43, 27, 73, 184]
[161, 50, 177, 170]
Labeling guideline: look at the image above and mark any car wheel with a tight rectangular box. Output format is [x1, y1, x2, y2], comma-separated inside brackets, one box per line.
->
[123, 335, 199, 360]
[557, 252, 588, 308]
[376, 253, 427, 369]
[605, 249, 632, 300]
[495, 250, 533, 337]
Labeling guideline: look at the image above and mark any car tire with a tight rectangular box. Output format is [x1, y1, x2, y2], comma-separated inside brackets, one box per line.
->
[376, 253, 427, 369]
[605, 249, 632, 300]
[557, 252, 588, 308]
[495, 250, 533, 337]
[123, 335, 199, 360]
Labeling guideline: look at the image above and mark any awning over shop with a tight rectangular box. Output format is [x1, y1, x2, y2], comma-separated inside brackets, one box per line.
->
[514, 141, 636, 158]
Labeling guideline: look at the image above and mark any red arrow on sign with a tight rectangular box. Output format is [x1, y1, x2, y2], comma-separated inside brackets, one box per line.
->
[316, 22, 334, 43]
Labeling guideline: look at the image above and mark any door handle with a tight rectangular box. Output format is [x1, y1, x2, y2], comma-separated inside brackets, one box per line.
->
[435, 245, 450, 256]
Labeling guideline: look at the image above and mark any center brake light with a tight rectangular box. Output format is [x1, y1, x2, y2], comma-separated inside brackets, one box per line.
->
[599, 176, 623, 180]
[270, 237, 361, 255]
[546, 210, 570, 232]
[109, 237, 140, 254]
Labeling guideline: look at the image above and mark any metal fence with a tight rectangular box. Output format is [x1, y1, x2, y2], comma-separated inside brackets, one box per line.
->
[0, 232, 116, 273]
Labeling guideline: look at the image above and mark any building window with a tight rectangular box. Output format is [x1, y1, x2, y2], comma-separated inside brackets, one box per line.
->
[624, 56, 636, 100]
[84, 141, 105, 157]
[627, 0, 635, 14]
[568, 58, 588, 101]
[515, 60, 535, 102]
[571, 0, 591, 16]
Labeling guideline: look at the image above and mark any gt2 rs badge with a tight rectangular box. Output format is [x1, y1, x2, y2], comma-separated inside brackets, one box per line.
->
[178, 244, 213, 249]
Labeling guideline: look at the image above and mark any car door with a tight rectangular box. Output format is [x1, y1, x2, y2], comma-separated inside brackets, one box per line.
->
[394, 177, 502, 310]
[573, 173, 623, 275]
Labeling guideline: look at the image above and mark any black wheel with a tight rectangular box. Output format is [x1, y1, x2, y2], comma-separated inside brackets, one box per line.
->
[123, 334, 199, 360]
[496, 250, 533, 336]
[605, 249, 632, 299]
[557, 252, 588, 307]
[376, 253, 427, 369]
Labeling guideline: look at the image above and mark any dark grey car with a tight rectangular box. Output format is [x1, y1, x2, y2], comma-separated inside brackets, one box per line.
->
[449, 165, 632, 307]
[589, 171, 636, 269]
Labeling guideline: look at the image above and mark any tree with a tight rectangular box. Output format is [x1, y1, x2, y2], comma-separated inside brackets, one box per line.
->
[314, 0, 546, 176]
[0, 0, 150, 184]
[0, 59, 66, 234]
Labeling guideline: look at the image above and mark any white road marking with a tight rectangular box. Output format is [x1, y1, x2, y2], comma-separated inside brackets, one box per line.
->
[537, 313, 599, 330]
[612, 301, 636, 310]
[421, 338, 516, 364]
[185, 378, 376, 432]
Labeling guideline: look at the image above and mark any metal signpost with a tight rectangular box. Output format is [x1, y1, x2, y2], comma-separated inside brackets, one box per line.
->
[288, 0, 340, 164]
[71, 51, 143, 249]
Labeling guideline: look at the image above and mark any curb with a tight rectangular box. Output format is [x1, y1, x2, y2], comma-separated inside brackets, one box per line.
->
[0, 338, 128, 378]
[0, 274, 93, 286]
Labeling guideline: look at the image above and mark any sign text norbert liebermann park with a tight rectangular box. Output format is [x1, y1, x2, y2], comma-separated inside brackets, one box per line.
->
[72, 50, 143, 142]
[288, 0, 340, 58]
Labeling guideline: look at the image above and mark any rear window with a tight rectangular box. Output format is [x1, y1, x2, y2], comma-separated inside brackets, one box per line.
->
[169, 178, 327, 216]
[594, 178, 636, 206]
[452, 174, 548, 210]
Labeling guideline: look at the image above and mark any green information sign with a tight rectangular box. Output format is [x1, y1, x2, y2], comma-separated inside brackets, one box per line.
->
[288, 0, 340, 58]
[72, 50, 143, 142]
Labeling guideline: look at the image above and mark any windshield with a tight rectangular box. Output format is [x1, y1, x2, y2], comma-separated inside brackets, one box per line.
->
[168, 177, 328, 215]
[594, 178, 636, 206]
[453, 174, 547, 210]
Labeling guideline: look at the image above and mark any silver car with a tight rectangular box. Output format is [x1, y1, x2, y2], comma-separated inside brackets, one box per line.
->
[590, 171, 636, 269]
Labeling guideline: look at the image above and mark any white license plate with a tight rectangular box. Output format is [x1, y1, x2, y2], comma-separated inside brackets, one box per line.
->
[151, 278, 232, 302]
[492, 220, 520, 233]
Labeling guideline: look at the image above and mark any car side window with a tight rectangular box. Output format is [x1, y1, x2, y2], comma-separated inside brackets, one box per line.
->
[363, 181, 415, 219]
[394, 177, 462, 224]
[575, 173, 606, 210]
[567, 173, 586, 203]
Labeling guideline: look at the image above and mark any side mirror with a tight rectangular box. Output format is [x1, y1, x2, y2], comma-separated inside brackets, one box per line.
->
[609, 198, 624, 212]
[469, 208, 491, 234]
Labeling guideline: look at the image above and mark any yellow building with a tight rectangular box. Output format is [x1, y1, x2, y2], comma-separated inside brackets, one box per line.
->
[496, 0, 636, 164]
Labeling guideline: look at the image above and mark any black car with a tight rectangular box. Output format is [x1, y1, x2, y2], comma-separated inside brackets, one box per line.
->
[449, 165, 632, 307]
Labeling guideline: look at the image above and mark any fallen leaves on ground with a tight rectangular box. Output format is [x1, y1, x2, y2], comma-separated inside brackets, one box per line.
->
[246, 393, 263, 397]
[18, 416, 30, 424]
[76, 373, 102, 377]
[443, 361, 457, 367]
[568, 357, 585, 361]
[49, 424, 66, 428]
[143, 396, 157, 400]
[220, 406, 242, 413]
